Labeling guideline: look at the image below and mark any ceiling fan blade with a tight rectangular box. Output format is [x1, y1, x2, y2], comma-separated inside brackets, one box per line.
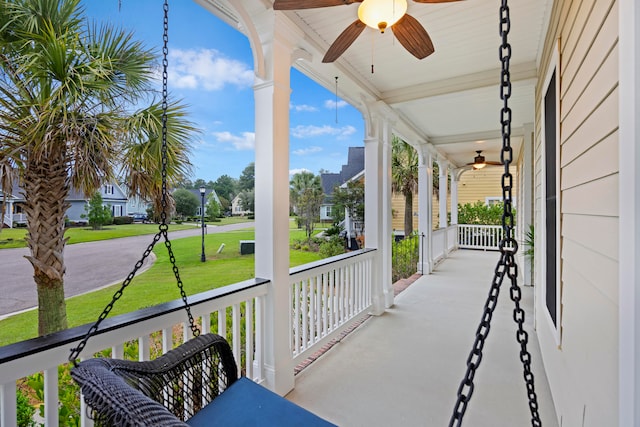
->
[322, 20, 366, 63]
[412, 0, 463, 3]
[391, 14, 435, 60]
[486, 161, 504, 165]
[273, 0, 362, 10]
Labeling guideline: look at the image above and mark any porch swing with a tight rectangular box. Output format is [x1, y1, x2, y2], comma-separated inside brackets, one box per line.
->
[69, 0, 543, 426]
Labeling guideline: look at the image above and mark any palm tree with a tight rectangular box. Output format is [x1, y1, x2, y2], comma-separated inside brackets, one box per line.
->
[290, 171, 324, 241]
[391, 136, 419, 236]
[0, 0, 197, 335]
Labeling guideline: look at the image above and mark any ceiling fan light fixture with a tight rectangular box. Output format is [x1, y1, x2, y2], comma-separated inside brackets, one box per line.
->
[472, 151, 486, 169]
[358, 0, 407, 33]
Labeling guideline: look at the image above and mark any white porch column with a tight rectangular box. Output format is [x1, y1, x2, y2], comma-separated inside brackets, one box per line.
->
[381, 119, 394, 308]
[417, 146, 433, 274]
[363, 113, 385, 315]
[517, 123, 534, 286]
[619, 0, 640, 424]
[438, 159, 448, 229]
[253, 14, 295, 395]
[450, 175, 458, 225]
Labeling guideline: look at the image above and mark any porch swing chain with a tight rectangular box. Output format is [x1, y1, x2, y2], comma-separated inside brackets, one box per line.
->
[448, 1, 542, 426]
[69, 0, 199, 365]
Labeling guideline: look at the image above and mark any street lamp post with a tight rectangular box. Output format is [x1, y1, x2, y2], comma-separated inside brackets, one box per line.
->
[199, 186, 206, 262]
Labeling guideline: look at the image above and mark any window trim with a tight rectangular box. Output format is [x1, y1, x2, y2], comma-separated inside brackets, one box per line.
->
[540, 39, 562, 345]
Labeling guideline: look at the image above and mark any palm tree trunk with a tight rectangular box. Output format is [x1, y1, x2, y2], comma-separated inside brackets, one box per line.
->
[404, 192, 413, 236]
[22, 149, 70, 335]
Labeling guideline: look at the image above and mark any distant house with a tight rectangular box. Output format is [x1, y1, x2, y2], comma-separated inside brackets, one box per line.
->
[125, 192, 151, 217]
[320, 146, 364, 222]
[231, 194, 251, 216]
[184, 188, 221, 217]
[1, 180, 128, 227]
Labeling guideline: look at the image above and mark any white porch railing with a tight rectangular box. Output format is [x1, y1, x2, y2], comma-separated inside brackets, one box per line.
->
[290, 249, 375, 364]
[457, 224, 504, 250]
[446, 225, 457, 252]
[12, 214, 26, 226]
[0, 278, 269, 427]
[432, 225, 458, 265]
[0, 250, 376, 427]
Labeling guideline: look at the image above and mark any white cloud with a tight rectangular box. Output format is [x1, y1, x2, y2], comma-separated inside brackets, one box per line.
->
[290, 102, 318, 112]
[289, 168, 311, 176]
[291, 124, 356, 139]
[324, 99, 348, 109]
[169, 48, 254, 91]
[212, 131, 255, 150]
[292, 146, 322, 156]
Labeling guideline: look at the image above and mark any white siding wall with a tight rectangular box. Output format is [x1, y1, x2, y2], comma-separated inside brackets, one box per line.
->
[534, 0, 619, 425]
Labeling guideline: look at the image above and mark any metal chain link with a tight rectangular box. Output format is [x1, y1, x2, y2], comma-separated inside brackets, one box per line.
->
[158, 0, 199, 339]
[69, 0, 198, 365]
[448, 1, 541, 425]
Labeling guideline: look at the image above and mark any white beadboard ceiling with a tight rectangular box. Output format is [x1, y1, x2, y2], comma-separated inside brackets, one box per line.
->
[199, 0, 552, 168]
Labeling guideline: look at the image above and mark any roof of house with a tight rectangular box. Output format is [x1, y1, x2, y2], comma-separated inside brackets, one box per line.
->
[320, 146, 364, 197]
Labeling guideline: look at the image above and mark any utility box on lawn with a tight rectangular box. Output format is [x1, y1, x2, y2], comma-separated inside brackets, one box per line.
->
[239, 240, 255, 255]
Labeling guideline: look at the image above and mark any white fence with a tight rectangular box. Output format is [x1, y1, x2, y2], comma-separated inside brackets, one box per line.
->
[290, 249, 374, 364]
[457, 224, 504, 250]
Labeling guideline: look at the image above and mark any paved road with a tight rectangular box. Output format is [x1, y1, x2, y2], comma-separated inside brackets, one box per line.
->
[0, 222, 254, 317]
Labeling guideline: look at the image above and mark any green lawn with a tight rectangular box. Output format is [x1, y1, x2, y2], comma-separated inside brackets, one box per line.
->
[0, 217, 254, 249]
[0, 226, 322, 346]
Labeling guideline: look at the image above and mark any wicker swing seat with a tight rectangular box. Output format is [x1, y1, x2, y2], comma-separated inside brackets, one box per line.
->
[71, 333, 336, 426]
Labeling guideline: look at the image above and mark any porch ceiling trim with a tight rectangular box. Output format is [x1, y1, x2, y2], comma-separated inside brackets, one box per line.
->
[382, 61, 538, 105]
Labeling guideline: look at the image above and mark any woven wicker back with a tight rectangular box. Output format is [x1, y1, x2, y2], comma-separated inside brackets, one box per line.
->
[72, 334, 238, 426]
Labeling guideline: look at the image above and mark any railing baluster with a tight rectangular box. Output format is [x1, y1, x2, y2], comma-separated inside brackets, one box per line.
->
[218, 308, 226, 340]
[232, 303, 241, 364]
[293, 280, 301, 356]
[255, 295, 265, 381]
[1, 382, 17, 427]
[44, 366, 59, 426]
[302, 279, 309, 350]
[138, 335, 150, 361]
[245, 298, 254, 379]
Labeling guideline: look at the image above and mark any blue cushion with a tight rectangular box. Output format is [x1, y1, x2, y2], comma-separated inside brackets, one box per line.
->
[187, 377, 337, 426]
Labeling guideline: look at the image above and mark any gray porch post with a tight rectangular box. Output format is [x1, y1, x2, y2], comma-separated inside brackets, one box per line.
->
[253, 12, 298, 395]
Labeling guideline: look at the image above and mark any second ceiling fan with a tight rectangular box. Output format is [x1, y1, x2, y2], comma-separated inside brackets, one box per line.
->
[467, 150, 503, 170]
[273, 0, 463, 63]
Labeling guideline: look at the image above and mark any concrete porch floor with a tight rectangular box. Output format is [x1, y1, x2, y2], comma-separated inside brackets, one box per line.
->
[286, 250, 559, 427]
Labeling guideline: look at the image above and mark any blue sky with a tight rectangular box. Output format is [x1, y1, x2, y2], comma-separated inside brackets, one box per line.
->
[81, 0, 365, 182]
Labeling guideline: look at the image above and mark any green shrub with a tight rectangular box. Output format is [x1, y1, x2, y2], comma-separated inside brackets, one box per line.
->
[457, 201, 514, 225]
[82, 192, 113, 230]
[324, 223, 342, 236]
[319, 236, 346, 258]
[16, 388, 35, 427]
[392, 234, 420, 282]
[113, 215, 133, 225]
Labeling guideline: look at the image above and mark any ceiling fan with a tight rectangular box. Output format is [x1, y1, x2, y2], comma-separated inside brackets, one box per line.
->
[273, 0, 463, 63]
[467, 150, 503, 170]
